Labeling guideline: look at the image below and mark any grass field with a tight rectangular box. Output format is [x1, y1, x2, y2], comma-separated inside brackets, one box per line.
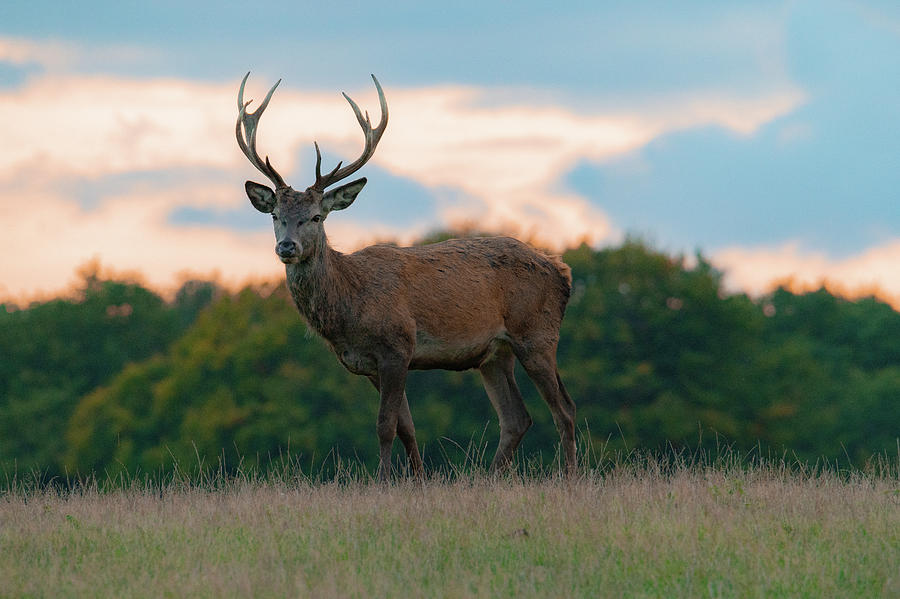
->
[2, 452, 899, 598]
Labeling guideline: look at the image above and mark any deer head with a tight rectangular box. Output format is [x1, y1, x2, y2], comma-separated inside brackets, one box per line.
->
[236, 73, 388, 264]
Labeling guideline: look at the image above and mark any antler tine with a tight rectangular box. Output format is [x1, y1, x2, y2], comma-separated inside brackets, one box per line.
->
[236, 72, 287, 189]
[313, 141, 343, 184]
[313, 74, 389, 191]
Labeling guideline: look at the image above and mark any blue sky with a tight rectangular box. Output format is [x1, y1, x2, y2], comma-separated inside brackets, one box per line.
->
[1, 1, 898, 304]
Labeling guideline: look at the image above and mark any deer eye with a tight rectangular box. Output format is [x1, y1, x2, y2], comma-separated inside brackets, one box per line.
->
[312, 215, 322, 223]
[271, 214, 277, 221]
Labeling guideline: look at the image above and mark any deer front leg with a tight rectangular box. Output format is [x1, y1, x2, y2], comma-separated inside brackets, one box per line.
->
[375, 359, 410, 482]
[397, 392, 424, 478]
[369, 376, 423, 479]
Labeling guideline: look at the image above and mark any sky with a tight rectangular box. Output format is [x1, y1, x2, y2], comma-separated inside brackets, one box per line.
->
[1, 1, 898, 307]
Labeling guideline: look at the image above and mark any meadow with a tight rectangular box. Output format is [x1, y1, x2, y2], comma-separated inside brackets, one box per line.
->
[2, 451, 898, 598]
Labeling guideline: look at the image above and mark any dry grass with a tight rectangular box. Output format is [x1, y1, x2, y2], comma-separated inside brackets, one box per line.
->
[1, 454, 899, 598]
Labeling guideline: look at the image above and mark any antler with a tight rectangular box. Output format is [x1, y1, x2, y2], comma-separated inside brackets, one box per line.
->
[236, 72, 288, 189]
[312, 74, 389, 191]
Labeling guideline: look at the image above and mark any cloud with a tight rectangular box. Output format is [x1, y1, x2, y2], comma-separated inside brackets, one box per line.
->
[374, 85, 803, 248]
[2, 75, 242, 179]
[0, 55, 807, 300]
[0, 71, 804, 180]
[0, 36, 163, 76]
[0, 37, 72, 68]
[713, 241, 900, 309]
[0, 68, 803, 234]
[0, 183, 282, 301]
[0, 178, 446, 302]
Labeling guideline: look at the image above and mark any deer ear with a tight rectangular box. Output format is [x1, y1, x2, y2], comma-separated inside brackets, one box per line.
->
[245, 181, 276, 213]
[322, 178, 367, 214]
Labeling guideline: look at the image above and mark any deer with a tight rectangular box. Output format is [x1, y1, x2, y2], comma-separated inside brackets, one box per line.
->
[236, 73, 576, 480]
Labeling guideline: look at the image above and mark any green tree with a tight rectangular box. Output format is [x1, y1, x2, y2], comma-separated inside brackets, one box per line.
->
[65, 287, 378, 475]
[0, 269, 216, 476]
[6, 239, 899, 477]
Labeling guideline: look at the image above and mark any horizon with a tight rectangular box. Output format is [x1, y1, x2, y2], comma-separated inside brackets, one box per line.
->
[2, 1, 898, 308]
[3, 235, 897, 314]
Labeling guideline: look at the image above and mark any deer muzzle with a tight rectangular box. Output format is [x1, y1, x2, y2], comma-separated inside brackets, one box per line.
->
[276, 240, 300, 263]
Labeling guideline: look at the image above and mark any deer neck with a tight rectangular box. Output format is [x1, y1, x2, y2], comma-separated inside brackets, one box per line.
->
[284, 241, 356, 338]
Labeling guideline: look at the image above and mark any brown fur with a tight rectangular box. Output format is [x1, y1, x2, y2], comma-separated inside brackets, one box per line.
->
[279, 234, 576, 479]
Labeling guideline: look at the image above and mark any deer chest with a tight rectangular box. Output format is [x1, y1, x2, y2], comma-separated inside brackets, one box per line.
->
[335, 347, 377, 377]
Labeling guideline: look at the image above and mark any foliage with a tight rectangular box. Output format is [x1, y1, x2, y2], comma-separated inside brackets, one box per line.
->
[65, 286, 376, 476]
[1, 238, 899, 477]
[0, 270, 218, 475]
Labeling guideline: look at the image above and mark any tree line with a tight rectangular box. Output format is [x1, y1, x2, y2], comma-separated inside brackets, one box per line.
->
[1, 238, 898, 478]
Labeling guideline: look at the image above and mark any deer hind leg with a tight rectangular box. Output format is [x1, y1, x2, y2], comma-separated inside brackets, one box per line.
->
[513, 344, 577, 475]
[480, 343, 532, 472]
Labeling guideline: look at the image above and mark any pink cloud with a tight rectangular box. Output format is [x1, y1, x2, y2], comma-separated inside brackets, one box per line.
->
[714, 241, 900, 309]
[0, 58, 809, 301]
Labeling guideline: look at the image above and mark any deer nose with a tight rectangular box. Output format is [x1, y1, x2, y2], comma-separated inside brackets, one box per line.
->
[276, 240, 297, 257]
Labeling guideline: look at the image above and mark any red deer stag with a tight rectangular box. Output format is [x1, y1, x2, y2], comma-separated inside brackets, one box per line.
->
[236, 73, 576, 479]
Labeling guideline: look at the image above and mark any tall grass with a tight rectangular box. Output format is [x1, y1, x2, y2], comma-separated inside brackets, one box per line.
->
[2, 446, 899, 598]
